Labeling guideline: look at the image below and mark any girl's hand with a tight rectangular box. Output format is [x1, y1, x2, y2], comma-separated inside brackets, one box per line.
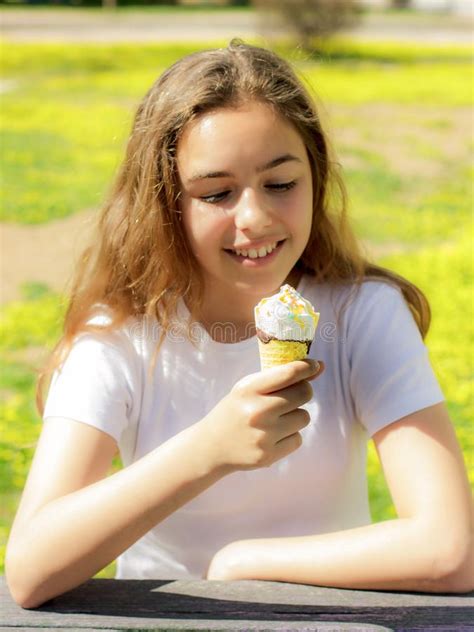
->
[198, 359, 324, 474]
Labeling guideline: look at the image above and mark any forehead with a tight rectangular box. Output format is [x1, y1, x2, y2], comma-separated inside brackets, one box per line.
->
[176, 101, 306, 175]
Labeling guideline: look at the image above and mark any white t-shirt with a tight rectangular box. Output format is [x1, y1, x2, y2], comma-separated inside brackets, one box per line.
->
[43, 276, 444, 579]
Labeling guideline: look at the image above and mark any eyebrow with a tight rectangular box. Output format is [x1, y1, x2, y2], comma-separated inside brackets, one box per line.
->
[187, 153, 303, 183]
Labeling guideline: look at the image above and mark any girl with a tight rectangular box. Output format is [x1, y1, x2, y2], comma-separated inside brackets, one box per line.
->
[6, 39, 472, 608]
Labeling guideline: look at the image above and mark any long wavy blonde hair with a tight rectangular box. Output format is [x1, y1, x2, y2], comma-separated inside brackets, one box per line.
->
[36, 39, 430, 414]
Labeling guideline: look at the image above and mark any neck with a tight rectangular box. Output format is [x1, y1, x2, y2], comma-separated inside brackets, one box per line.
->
[189, 269, 303, 344]
[194, 294, 257, 343]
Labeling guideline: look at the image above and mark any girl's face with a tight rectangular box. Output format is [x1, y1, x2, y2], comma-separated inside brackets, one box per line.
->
[177, 101, 313, 307]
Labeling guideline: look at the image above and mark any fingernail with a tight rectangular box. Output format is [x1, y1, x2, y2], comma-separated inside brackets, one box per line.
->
[312, 360, 320, 372]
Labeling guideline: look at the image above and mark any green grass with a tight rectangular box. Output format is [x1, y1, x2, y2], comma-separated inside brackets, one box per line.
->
[0, 38, 472, 578]
[367, 233, 473, 520]
[2, 40, 471, 78]
[346, 162, 472, 245]
[304, 62, 473, 105]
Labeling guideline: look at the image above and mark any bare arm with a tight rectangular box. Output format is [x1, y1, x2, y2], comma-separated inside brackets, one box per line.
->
[6, 360, 321, 608]
[206, 402, 474, 593]
[5, 417, 228, 609]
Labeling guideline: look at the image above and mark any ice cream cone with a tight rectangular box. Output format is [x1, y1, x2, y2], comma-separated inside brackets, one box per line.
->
[257, 338, 310, 369]
[254, 284, 319, 370]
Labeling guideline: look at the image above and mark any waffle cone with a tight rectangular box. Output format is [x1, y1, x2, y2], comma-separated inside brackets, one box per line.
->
[257, 338, 309, 370]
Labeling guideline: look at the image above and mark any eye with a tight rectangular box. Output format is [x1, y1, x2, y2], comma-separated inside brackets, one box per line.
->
[266, 180, 297, 192]
[200, 190, 231, 204]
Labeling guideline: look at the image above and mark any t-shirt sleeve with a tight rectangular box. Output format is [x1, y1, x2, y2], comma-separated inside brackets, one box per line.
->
[43, 329, 138, 444]
[347, 282, 445, 437]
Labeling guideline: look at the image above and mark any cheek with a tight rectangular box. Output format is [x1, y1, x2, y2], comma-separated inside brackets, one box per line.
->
[290, 188, 313, 232]
[183, 206, 227, 255]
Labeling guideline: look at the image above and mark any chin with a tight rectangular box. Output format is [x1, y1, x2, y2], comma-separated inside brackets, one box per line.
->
[236, 275, 294, 297]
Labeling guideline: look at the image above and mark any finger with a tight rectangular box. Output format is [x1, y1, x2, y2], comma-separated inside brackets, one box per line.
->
[262, 380, 314, 417]
[271, 431, 304, 462]
[307, 360, 325, 380]
[274, 407, 311, 441]
[254, 359, 320, 395]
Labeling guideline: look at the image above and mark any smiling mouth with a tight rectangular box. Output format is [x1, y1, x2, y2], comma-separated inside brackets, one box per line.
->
[224, 239, 286, 260]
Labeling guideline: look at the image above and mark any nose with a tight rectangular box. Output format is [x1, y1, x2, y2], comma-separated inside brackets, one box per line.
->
[233, 189, 273, 233]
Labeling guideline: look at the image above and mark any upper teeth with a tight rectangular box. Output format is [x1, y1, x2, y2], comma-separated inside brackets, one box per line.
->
[234, 242, 278, 258]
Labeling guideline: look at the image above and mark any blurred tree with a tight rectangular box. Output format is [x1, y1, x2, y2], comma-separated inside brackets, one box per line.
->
[253, 0, 362, 51]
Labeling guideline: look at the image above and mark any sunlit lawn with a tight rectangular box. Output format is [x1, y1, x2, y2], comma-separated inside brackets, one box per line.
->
[1, 38, 472, 578]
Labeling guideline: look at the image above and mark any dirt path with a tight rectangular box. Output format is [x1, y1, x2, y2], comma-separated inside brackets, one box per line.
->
[1, 8, 472, 43]
[0, 209, 97, 304]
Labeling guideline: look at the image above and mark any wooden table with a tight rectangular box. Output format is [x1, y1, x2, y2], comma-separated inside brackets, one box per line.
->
[1, 576, 473, 631]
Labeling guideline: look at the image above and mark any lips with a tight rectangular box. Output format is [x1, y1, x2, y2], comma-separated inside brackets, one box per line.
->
[224, 239, 286, 265]
[224, 239, 286, 260]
